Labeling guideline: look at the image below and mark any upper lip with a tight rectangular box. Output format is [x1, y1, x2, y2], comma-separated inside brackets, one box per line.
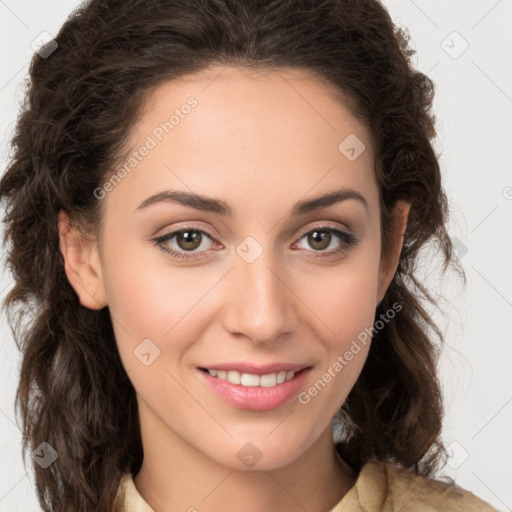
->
[199, 362, 311, 375]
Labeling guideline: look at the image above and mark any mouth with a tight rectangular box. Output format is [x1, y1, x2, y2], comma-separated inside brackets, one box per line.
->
[197, 364, 312, 411]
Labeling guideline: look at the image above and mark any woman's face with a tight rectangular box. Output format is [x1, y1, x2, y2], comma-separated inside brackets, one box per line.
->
[65, 65, 406, 471]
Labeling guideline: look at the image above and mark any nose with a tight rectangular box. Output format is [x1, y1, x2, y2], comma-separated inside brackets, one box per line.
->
[222, 250, 298, 345]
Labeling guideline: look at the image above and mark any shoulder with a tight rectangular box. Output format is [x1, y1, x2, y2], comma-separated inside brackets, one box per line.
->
[378, 461, 497, 511]
[114, 473, 155, 512]
[335, 460, 498, 511]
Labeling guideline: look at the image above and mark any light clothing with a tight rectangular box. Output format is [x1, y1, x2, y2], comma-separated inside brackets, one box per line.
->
[115, 460, 497, 511]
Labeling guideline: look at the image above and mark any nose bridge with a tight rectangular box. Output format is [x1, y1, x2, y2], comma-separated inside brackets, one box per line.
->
[223, 239, 296, 343]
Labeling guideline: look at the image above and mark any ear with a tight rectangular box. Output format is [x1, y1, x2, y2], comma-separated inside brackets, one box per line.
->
[377, 200, 411, 304]
[58, 210, 107, 310]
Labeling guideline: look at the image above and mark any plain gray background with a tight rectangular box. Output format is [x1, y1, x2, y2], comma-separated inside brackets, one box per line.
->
[1, 1, 511, 511]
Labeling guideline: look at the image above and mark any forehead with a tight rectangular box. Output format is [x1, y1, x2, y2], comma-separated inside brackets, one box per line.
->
[105, 65, 378, 221]
[140, 65, 372, 153]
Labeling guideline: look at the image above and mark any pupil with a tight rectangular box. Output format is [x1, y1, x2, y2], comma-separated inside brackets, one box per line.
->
[178, 231, 201, 251]
[309, 230, 330, 250]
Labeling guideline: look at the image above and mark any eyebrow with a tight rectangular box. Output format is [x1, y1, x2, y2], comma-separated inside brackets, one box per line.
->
[134, 187, 368, 216]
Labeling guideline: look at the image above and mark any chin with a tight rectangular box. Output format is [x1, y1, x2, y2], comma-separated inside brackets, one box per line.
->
[204, 432, 313, 472]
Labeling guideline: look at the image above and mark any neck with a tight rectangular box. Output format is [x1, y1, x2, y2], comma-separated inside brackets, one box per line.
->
[133, 404, 357, 512]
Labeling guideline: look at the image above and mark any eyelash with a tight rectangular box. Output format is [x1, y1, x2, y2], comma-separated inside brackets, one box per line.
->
[152, 225, 359, 261]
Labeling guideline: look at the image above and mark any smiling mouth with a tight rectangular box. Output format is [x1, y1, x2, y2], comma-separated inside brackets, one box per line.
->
[198, 367, 309, 388]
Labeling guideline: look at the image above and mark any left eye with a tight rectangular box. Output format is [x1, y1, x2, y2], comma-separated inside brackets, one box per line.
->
[292, 227, 358, 257]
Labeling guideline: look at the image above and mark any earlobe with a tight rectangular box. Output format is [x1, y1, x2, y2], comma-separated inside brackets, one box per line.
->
[377, 200, 411, 304]
[58, 210, 107, 310]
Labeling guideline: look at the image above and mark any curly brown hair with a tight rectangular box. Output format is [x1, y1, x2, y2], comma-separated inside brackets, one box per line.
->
[1, 0, 463, 510]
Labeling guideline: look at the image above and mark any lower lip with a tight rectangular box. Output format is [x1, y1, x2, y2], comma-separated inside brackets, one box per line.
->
[198, 368, 311, 411]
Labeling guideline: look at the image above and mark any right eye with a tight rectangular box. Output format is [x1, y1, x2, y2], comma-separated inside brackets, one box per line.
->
[153, 228, 220, 261]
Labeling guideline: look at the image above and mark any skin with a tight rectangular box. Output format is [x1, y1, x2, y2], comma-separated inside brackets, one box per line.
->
[59, 65, 410, 512]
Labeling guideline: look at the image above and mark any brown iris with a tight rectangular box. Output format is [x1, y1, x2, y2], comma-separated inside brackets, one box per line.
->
[176, 230, 203, 251]
[307, 230, 331, 251]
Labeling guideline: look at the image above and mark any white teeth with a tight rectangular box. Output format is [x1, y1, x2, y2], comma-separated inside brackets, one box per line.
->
[259, 373, 277, 387]
[240, 373, 260, 386]
[207, 369, 297, 387]
[227, 371, 241, 385]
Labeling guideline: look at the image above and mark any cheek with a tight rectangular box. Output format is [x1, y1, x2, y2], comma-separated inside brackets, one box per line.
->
[292, 247, 379, 407]
[99, 239, 168, 372]
[101, 243, 220, 372]
[101, 236, 194, 335]
[102, 251, 202, 415]
[311, 268, 375, 366]
[296, 247, 380, 342]
[295, 285, 374, 425]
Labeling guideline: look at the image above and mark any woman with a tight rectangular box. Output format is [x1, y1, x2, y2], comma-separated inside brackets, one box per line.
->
[0, 0, 497, 510]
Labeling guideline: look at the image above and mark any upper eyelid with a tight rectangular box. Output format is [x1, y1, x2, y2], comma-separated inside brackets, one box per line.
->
[296, 223, 350, 238]
[153, 223, 216, 241]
